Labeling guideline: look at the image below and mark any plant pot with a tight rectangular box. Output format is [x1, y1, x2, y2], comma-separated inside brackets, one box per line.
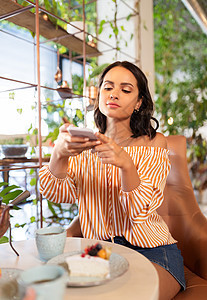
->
[1, 145, 28, 158]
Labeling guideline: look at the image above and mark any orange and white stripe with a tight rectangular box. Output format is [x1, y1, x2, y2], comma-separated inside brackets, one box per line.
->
[39, 146, 176, 248]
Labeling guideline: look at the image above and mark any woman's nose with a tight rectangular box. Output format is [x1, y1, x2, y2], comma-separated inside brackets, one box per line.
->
[110, 92, 118, 100]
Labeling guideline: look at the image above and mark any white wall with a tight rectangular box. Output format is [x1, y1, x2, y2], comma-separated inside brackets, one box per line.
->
[139, 0, 155, 97]
[97, 0, 155, 98]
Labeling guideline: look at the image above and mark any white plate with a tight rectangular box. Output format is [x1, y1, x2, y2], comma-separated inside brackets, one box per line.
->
[0, 268, 22, 299]
[47, 251, 129, 287]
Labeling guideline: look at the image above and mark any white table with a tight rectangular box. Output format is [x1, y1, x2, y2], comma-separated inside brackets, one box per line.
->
[0, 237, 159, 300]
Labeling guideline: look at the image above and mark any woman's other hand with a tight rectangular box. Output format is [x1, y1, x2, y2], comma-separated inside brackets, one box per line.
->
[92, 132, 140, 191]
[92, 132, 133, 171]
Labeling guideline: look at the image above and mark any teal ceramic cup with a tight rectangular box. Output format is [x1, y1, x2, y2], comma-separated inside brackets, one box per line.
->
[35, 226, 66, 261]
[18, 265, 67, 300]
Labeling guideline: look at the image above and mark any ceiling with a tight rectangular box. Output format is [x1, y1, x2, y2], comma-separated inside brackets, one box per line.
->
[181, 0, 207, 35]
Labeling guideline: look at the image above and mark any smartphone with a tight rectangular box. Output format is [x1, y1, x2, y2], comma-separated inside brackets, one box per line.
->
[67, 126, 97, 141]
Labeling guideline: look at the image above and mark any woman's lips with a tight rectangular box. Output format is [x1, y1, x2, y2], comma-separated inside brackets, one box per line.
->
[106, 102, 120, 108]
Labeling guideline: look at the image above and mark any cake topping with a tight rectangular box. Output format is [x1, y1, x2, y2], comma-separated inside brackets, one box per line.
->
[84, 243, 111, 260]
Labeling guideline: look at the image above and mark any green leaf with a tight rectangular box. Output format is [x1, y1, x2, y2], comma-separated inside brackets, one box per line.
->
[29, 169, 35, 175]
[120, 25, 125, 31]
[33, 199, 37, 205]
[9, 92, 15, 100]
[17, 108, 23, 114]
[27, 123, 33, 133]
[76, 109, 83, 120]
[59, 110, 64, 118]
[126, 14, 132, 21]
[30, 216, 36, 223]
[29, 31, 35, 38]
[0, 236, 9, 244]
[89, 63, 109, 78]
[98, 20, 106, 34]
[1, 190, 23, 203]
[47, 201, 56, 216]
[32, 128, 38, 135]
[47, 105, 53, 113]
[0, 182, 8, 188]
[0, 185, 22, 197]
[30, 178, 37, 186]
[113, 27, 119, 36]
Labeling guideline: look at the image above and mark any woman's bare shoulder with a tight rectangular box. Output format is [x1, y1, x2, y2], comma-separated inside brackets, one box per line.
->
[132, 133, 167, 149]
[150, 132, 167, 149]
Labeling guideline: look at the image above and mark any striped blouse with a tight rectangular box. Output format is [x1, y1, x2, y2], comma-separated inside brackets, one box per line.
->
[39, 146, 176, 248]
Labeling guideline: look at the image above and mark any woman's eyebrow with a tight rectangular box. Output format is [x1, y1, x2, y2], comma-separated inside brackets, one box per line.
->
[120, 82, 134, 87]
[103, 80, 134, 87]
[103, 80, 114, 85]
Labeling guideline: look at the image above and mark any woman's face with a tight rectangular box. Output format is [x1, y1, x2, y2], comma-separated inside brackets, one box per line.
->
[99, 66, 140, 121]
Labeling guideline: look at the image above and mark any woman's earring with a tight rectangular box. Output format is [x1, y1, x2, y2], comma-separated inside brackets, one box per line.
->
[134, 108, 139, 113]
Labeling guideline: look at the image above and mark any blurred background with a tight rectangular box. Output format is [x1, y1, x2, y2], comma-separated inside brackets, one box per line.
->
[0, 0, 206, 241]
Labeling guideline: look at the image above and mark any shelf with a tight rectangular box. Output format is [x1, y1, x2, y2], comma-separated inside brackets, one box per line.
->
[0, 157, 50, 166]
[0, 0, 101, 57]
[0, 157, 50, 183]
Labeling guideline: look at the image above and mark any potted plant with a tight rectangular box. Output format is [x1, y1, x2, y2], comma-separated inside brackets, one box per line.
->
[0, 137, 28, 158]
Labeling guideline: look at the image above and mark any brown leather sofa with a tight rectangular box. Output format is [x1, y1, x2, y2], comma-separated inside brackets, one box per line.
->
[157, 135, 207, 299]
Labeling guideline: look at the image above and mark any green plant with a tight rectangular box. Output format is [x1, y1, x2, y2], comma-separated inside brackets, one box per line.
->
[46, 202, 78, 227]
[154, 0, 207, 190]
[42, 95, 84, 144]
[87, 63, 109, 86]
[1, 0, 99, 234]
[0, 182, 23, 205]
[72, 74, 84, 95]
[154, 0, 207, 135]
[0, 182, 23, 244]
[0, 138, 24, 145]
[98, 0, 133, 60]
[0, 180, 78, 243]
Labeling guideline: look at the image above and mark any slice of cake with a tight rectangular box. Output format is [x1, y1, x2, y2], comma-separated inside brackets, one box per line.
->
[66, 243, 111, 278]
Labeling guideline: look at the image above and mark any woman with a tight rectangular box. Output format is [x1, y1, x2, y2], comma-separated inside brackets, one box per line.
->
[39, 61, 185, 299]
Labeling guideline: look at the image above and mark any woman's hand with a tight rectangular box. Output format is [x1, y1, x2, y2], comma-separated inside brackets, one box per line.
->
[92, 132, 134, 171]
[92, 132, 140, 191]
[49, 124, 101, 179]
[54, 124, 101, 159]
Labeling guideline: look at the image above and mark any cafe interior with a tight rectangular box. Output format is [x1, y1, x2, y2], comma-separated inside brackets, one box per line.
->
[0, 0, 207, 299]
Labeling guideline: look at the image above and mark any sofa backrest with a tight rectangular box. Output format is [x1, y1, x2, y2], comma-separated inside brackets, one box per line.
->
[157, 135, 207, 279]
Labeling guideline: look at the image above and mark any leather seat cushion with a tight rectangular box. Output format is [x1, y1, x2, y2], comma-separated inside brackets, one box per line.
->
[174, 267, 207, 299]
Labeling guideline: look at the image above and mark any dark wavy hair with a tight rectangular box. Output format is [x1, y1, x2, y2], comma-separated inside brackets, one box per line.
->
[94, 61, 159, 139]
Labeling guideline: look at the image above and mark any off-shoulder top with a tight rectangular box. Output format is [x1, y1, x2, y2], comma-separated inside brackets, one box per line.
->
[39, 146, 176, 248]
